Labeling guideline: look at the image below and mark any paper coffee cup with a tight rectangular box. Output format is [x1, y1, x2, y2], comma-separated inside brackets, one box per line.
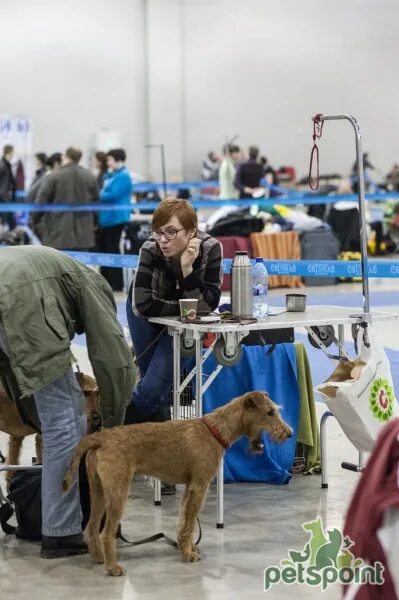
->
[179, 299, 198, 320]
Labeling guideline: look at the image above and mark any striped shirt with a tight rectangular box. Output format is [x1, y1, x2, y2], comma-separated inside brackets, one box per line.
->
[131, 231, 223, 318]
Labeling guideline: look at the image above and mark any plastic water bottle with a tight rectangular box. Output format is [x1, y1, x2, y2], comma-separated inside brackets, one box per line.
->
[252, 258, 269, 318]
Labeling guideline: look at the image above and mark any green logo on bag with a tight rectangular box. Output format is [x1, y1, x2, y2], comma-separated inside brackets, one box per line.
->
[369, 378, 395, 422]
[263, 517, 384, 593]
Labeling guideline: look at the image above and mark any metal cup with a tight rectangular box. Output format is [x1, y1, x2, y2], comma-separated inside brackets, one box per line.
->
[179, 299, 199, 320]
[286, 293, 307, 312]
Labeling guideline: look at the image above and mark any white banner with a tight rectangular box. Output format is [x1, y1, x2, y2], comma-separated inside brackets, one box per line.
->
[0, 115, 33, 187]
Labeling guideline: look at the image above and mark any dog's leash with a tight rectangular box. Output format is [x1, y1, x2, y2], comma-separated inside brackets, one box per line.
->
[0, 510, 203, 546]
[116, 518, 202, 549]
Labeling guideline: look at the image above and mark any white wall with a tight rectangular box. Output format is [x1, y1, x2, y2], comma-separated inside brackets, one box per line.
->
[0, 0, 147, 173]
[181, 0, 399, 180]
[146, 0, 185, 181]
[0, 0, 398, 181]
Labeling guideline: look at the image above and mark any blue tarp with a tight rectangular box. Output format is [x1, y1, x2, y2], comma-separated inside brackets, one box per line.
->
[202, 344, 300, 484]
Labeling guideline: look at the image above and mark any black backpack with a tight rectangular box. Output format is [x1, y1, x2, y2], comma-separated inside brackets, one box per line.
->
[0, 460, 90, 541]
[208, 211, 264, 237]
[5, 470, 42, 540]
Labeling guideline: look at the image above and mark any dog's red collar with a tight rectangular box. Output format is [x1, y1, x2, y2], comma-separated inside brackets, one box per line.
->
[201, 417, 229, 449]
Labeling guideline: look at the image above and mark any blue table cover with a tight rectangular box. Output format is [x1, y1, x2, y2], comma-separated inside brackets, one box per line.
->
[202, 344, 300, 484]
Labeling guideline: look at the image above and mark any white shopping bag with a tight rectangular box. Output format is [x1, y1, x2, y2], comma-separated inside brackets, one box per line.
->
[314, 325, 399, 452]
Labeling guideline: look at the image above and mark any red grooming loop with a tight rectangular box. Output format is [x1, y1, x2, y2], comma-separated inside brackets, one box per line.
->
[308, 113, 324, 190]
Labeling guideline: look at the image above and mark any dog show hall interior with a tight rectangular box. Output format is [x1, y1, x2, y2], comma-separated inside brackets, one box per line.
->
[1, 1, 399, 599]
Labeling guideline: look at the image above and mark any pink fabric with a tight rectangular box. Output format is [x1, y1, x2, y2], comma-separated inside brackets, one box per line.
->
[216, 236, 253, 291]
[343, 418, 399, 600]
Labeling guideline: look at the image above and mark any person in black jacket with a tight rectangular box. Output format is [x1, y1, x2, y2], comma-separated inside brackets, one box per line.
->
[93, 150, 108, 189]
[234, 145, 264, 199]
[0, 144, 16, 230]
[31, 147, 99, 250]
[26, 152, 48, 203]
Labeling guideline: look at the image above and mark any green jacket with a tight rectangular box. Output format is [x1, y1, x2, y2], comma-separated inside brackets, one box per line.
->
[0, 245, 135, 428]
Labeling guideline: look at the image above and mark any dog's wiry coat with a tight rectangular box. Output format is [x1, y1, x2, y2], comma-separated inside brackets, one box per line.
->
[0, 374, 100, 488]
[63, 391, 292, 576]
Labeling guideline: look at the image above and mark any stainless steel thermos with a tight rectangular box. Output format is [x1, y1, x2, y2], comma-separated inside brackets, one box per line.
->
[230, 251, 252, 317]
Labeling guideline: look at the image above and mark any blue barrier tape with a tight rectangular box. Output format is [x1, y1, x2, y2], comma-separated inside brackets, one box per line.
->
[14, 178, 297, 197]
[2, 191, 399, 213]
[13, 169, 398, 204]
[14, 173, 396, 197]
[15, 181, 219, 199]
[201, 191, 399, 204]
[11, 178, 318, 197]
[65, 252, 399, 278]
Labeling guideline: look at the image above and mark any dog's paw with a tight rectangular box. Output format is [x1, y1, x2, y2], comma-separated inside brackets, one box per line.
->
[91, 550, 104, 564]
[107, 563, 125, 577]
[182, 550, 201, 562]
[85, 537, 104, 564]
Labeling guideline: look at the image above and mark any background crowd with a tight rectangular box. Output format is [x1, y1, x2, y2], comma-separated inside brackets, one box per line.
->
[1, 141, 399, 289]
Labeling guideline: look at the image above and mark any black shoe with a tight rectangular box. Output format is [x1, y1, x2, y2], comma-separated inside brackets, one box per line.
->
[161, 483, 176, 496]
[40, 533, 88, 559]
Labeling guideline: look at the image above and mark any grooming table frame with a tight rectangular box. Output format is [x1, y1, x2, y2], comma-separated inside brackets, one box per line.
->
[150, 306, 397, 526]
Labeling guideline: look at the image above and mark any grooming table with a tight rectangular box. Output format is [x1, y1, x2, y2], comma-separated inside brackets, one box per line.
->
[150, 305, 398, 527]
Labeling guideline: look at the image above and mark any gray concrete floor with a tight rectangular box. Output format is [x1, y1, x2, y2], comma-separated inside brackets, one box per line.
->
[1, 278, 398, 599]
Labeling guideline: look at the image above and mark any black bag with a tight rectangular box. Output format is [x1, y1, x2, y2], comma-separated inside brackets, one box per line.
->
[300, 228, 340, 286]
[327, 207, 360, 252]
[242, 328, 295, 347]
[0, 227, 31, 247]
[6, 470, 42, 540]
[208, 211, 264, 237]
[0, 460, 90, 541]
[124, 221, 152, 255]
[134, 191, 162, 215]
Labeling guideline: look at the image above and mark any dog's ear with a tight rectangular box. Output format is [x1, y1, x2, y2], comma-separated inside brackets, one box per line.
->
[80, 374, 98, 394]
[244, 391, 268, 410]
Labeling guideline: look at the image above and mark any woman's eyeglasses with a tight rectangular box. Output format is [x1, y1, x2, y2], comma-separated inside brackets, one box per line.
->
[152, 228, 184, 241]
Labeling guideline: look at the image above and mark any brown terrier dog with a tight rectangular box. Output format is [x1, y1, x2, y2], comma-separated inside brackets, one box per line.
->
[63, 390, 292, 577]
[0, 373, 101, 489]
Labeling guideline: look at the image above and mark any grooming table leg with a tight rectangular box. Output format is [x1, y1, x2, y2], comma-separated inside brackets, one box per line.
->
[154, 478, 161, 506]
[216, 459, 224, 528]
[320, 411, 334, 488]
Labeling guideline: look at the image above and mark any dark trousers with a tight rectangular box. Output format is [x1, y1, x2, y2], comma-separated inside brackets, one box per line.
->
[0, 200, 16, 231]
[98, 223, 124, 291]
[125, 301, 172, 421]
[370, 221, 384, 254]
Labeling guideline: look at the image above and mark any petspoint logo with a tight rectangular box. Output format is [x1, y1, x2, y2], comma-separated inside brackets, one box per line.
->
[263, 517, 384, 593]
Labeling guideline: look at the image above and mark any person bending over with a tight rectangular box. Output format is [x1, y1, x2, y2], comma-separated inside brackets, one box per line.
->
[0, 246, 135, 559]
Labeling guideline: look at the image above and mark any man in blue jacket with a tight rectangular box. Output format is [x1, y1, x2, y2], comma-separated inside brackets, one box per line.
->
[98, 148, 133, 291]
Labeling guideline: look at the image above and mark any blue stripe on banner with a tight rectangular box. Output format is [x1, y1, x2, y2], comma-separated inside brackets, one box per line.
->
[3, 190, 399, 213]
[65, 252, 399, 278]
[65, 251, 140, 269]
